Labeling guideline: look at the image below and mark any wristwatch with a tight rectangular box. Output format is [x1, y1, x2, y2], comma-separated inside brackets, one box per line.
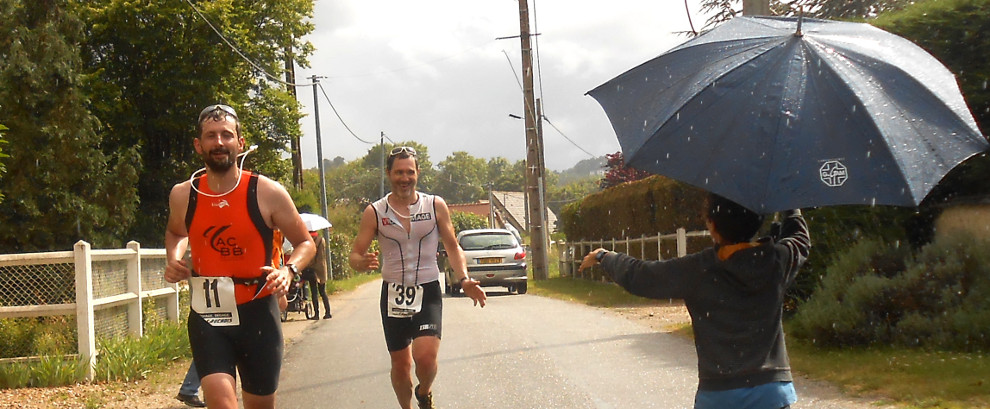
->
[595, 250, 609, 262]
[286, 263, 299, 277]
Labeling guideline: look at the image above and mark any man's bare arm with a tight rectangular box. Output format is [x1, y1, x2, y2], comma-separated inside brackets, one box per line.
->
[164, 183, 192, 283]
[436, 196, 486, 307]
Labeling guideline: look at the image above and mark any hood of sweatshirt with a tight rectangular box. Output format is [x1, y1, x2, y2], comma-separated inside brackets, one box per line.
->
[713, 237, 779, 292]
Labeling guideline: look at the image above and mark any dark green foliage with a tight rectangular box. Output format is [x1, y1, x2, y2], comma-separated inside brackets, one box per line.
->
[72, 0, 314, 246]
[790, 236, 990, 351]
[560, 175, 708, 243]
[796, 206, 916, 301]
[0, 0, 140, 252]
[325, 231, 353, 280]
[450, 211, 488, 233]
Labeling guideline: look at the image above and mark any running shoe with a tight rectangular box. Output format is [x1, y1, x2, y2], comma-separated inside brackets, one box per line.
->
[414, 384, 435, 409]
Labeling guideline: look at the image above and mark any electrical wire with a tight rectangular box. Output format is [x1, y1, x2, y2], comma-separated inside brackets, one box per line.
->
[543, 117, 596, 158]
[502, 50, 595, 159]
[317, 82, 375, 144]
[183, 0, 315, 88]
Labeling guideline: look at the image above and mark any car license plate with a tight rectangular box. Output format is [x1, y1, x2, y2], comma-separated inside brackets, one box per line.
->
[477, 257, 502, 264]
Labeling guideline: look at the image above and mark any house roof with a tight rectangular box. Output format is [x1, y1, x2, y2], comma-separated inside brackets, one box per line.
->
[491, 190, 557, 234]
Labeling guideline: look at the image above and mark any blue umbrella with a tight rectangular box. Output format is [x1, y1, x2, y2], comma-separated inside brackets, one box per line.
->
[588, 16, 988, 213]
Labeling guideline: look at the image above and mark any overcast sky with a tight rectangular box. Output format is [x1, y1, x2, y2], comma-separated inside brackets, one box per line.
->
[293, 1, 711, 171]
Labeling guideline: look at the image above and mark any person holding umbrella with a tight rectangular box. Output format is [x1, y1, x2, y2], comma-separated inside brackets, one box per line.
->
[579, 194, 810, 409]
[298, 212, 333, 319]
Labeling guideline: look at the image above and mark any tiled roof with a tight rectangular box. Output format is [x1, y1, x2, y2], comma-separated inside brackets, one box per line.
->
[491, 191, 557, 234]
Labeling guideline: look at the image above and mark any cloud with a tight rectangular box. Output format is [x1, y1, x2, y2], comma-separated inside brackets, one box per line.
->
[296, 0, 708, 171]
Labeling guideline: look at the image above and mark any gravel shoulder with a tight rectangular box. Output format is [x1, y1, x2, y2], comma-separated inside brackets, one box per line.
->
[1, 296, 899, 408]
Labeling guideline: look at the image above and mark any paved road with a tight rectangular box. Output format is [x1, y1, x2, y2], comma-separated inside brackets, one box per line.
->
[278, 279, 893, 409]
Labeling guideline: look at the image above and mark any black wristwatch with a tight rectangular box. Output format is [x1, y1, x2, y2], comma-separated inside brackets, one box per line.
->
[285, 263, 299, 277]
[595, 250, 609, 262]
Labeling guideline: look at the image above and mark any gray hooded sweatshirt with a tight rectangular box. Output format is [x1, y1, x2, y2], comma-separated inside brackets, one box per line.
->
[599, 210, 810, 391]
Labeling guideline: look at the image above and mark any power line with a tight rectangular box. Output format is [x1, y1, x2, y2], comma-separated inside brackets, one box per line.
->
[317, 82, 375, 144]
[183, 0, 315, 88]
[502, 50, 595, 159]
[543, 117, 596, 158]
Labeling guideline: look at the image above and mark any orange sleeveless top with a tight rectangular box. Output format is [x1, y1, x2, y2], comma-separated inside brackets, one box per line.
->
[185, 171, 274, 304]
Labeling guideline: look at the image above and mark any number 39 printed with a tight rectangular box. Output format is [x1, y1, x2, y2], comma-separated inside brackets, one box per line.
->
[391, 283, 417, 306]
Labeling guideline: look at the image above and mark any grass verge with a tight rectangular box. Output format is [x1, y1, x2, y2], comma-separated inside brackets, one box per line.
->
[326, 272, 380, 294]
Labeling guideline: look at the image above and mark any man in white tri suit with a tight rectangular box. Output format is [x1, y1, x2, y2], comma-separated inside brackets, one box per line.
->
[349, 146, 487, 409]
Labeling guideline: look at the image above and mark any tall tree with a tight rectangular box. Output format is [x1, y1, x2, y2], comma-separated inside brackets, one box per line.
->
[73, 0, 314, 246]
[0, 0, 139, 252]
[486, 157, 524, 192]
[434, 152, 487, 204]
[0, 124, 7, 204]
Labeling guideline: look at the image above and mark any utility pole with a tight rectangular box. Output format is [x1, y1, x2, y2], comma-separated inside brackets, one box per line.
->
[285, 47, 304, 189]
[380, 132, 386, 198]
[309, 75, 332, 279]
[517, 0, 549, 281]
[488, 181, 495, 228]
[743, 0, 770, 15]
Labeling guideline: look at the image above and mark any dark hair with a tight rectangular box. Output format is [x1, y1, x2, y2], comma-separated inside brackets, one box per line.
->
[706, 193, 764, 244]
[196, 104, 241, 138]
[386, 148, 418, 172]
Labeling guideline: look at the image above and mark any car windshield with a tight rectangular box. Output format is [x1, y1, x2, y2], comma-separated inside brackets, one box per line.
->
[459, 233, 516, 251]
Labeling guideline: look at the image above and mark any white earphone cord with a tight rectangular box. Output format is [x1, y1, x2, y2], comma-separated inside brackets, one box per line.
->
[188, 145, 259, 198]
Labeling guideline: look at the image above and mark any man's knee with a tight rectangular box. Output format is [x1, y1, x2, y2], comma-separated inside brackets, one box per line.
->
[201, 373, 238, 409]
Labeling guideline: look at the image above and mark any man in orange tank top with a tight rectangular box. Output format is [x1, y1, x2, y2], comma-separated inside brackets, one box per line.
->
[164, 104, 315, 409]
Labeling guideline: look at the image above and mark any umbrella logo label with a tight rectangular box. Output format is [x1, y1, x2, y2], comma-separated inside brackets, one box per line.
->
[819, 160, 848, 187]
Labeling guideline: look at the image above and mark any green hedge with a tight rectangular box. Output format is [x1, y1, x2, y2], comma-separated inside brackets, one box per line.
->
[790, 235, 990, 351]
[560, 175, 707, 241]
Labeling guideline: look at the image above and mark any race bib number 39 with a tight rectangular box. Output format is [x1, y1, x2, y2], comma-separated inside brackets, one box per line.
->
[387, 283, 424, 318]
[190, 276, 240, 326]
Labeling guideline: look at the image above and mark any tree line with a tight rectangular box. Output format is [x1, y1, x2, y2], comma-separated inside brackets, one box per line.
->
[0, 0, 313, 252]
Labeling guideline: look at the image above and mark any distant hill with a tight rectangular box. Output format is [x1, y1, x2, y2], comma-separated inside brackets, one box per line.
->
[558, 155, 606, 185]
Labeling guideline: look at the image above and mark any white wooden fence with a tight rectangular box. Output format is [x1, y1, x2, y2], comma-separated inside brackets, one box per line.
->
[0, 240, 178, 381]
[558, 228, 710, 278]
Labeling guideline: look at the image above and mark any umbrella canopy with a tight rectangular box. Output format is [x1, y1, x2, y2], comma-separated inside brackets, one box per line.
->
[588, 16, 988, 213]
[299, 213, 332, 232]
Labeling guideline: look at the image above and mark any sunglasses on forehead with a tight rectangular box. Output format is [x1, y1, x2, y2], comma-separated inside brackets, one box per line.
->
[389, 146, 417, 156]
[198, 104, 238, 121]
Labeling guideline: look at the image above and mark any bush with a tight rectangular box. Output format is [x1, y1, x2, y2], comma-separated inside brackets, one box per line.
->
[790, 235, 990, 351]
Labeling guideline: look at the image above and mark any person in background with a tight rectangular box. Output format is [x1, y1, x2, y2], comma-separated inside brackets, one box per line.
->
[579, 194, 810, 409]
[175, 361, 206, 407]
[304, 229, 333, 319]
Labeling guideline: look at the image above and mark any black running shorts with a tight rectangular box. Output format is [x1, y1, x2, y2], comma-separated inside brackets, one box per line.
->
[188, 295, 283, 396]
[380, 280, 443, 352]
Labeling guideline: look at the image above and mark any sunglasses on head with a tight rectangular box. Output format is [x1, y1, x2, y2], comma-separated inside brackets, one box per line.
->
[198, 104, 238, 122]
[389, 146, 417, 156]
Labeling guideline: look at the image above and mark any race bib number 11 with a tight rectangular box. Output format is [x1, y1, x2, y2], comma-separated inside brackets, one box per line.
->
[190, 276, 240, 326]
[387, 283, 424, 318]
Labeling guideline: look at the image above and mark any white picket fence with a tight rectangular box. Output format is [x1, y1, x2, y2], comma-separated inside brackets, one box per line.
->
[0, 240, 178, 381]
[557, 228, 710, 278]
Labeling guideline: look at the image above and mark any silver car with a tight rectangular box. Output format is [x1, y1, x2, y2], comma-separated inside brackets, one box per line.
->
[444, 228, 528, 295]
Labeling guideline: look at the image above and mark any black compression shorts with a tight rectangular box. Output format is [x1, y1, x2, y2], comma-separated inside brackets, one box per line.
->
[380, 280, 443, 352]
[188, 295, 283, 396]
